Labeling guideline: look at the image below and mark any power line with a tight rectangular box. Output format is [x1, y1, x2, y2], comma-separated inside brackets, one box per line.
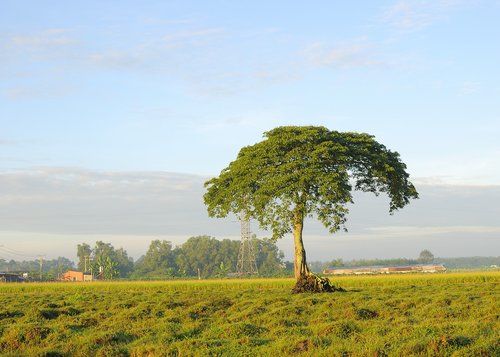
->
[0, 246, 46, 270]
[0, 246, 39, 258]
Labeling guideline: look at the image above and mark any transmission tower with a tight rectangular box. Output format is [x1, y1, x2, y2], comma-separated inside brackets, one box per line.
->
[236, 216, 258, 275]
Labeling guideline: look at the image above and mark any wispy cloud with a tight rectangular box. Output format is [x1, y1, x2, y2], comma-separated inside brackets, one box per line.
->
[2, 85, 74, 99]
[86, 50, 147, 70]
[162, 28, 225, 48]
[0, 167, 498, 260]
[0, 168, 228, 260]
[140, 17, 194, 26]
[9, 28, 77, 47]
[411, 149, 500, 186]
[461, 80, 480, 95]
[3, 27, 225, 72]
[0, 28, 78, 77]
[367, 225, 500, 237]
[0, 168, 223, 236]
[1, 24, 298, 97]
[304, 41, 387, 69]
[382, 0, 462, 32]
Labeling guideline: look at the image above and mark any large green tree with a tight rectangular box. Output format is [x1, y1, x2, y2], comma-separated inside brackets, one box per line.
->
[204, 126, 418, 292]
[175, 236, 239, 278]
[77, 241, 133, 279]
[132, 240, 178, 279]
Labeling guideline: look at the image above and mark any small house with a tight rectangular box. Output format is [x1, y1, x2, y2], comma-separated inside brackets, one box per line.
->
[61, 270, 93, 282]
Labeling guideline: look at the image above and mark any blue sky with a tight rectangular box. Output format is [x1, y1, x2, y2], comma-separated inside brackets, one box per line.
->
[0, 1, 499, 262]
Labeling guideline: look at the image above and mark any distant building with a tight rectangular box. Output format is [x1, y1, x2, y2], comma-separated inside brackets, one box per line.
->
[323, 264, 446, 275]
[61, 270, 93, 282]
[0, 272, 25, 282]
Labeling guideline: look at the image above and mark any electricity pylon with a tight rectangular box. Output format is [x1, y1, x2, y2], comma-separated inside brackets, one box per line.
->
[236, 216, 258, 275]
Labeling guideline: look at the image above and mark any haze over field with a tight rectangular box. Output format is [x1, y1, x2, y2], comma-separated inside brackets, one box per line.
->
[1, 1, 499, 262]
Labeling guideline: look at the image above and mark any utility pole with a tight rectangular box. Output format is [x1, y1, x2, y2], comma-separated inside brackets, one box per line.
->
[39, 255, 44, 281]
[84, 255, 91, 273]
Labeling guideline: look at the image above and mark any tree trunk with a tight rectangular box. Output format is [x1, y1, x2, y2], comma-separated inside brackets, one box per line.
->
[293, 207, 311, 279]
[291, 205, 345, 294]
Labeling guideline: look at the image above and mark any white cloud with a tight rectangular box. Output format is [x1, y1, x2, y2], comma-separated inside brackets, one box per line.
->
[461, 80, 480, 95]
[0, 28, 77, 73]
[1, 23, 298, 97]
[84, 27, 226, 71]
[86, 51, 146, 70]
[367, 225, 500, 237]
[304, 41, 386, 69]
[0, 167, 233, 236]
[411, 151, 500, 186]
[2, 85, 74, 99]
[162, 28, 225, 47]
[382, 0, 462, 32]
[140, 17, 194, 26]
[9, 28, 76, 47]
[0, 167, 499, 260]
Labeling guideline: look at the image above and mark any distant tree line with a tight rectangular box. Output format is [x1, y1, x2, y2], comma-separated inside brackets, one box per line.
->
[0, 257, 74, 280]
[309, 250, 435, 272]
[435, 256, 500, 269]
[130, 235, 287, 279]
[3, 243, 498, 280]
[0, 236, 288, 280]
[309, 250, 500, 272]
[73, 235, 288, 280]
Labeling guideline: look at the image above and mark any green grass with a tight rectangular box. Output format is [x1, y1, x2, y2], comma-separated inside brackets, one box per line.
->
[0, 272, 498, 356]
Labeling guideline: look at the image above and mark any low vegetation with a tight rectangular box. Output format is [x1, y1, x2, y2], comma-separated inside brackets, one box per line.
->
[0, 272, 498, 356]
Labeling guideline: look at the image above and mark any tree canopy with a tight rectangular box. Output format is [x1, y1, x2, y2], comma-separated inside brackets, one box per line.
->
[418, 249, 435, 264]
[205, 126, 418, 237]
[204, 126, 418, 292]
[76, 241, 133, 279]
[125, 236, 287, 279]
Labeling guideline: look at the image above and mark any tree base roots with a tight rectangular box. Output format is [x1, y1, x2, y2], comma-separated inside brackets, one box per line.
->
[292, 274, 346, 293]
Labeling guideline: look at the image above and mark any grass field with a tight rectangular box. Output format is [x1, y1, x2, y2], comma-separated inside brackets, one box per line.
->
[0, 272, 498, 356]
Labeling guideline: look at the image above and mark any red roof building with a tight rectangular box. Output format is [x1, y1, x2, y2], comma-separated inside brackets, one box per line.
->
[61, 270, 93, 282]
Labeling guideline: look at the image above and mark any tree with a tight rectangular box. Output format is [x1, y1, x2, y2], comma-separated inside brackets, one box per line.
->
[76, 243, 92, 272]
[113, 247, 134, 277]
[175, 236, 239, 278]
[204, 126, 418, 292]
[46, 257, 74, 279]
[79, 241, 133, 279]
[132, 240, 178, 279]
[103, 256, 118, 280]
[418, 249, 434, 264]
[254, 237, 286, 276]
